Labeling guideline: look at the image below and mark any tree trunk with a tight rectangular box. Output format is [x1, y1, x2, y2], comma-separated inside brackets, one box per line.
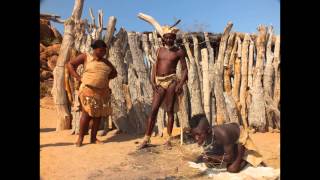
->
[108, 28, 133, 133]
[224, 92, 240, 123]
[213, 22, 233, 124]
[104, 16, 117, 46]
[223, 32, 236, 93]
[248, 40, 254, 91]
[248, 25, 267, 132]
[263, 26, 276, 130]
[273, 35, 281, 129]
[239, 34, 251, 129]
[52, 0, 84, 131]
[182, 33, 204, 117]
[223, 33, 239, 124]
[201, 48, 211, 122]
[176, 61, 191, 130]
[191, 34, 203, 102]
[232, 36, 242, 111]
[127, 32, 153, 134]
[204, 32, 216, 126]
[141, 34, 153, 78]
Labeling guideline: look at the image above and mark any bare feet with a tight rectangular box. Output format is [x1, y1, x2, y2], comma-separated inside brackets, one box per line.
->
[163, 140, 172, 150]
[75, 138, 83, 147]
[137, 140, 150, 150]
[90, 138, 104, 144]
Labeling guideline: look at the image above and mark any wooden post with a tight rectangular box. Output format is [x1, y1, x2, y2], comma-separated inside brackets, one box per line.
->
[201, 48, 210, 121]
[176, 60, 191, 136]
[239, 34, 251, 129]
[248, 40, 254, 90]
[248, 25, 267, 132]
[182, 33, 204, 118]
[223, 33, 239, 124]
[232, 36, 242, 111]
[108, 28, 134, 133]
[191, 34, 203, 102]
[127, 32, 153, 134]
[52, 0, 84, 131]
[204, 32, 216, 126]
[264, 26, 276, 130]
[272, 35, 280, 129]
[223, 32, 235, 93]
[104, 16, 117, 46]
[213, 22, 233, 124]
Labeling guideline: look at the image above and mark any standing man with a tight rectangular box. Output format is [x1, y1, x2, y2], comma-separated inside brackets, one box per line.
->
[137, 15, 188, 149]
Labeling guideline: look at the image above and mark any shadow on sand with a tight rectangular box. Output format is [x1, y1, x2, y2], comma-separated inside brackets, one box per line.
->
[40, 128, 56, 132]
[40, 142, 74, 148]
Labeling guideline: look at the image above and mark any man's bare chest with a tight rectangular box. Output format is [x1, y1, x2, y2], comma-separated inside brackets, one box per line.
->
[157, 50, 180, 64]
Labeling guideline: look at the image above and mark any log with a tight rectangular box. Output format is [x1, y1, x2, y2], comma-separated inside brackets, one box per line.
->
[273, 35, 280, 109]
[96, 9, 104, 40]
[104, 16, 117, 46]
[239, 34, 251, 129]
[273, 35, 281, 129]
[153, 30, 162, 48]
[213, 22, 233, 124]
[74, 20, 87, 53]
[263, 26, 275, 130]
[223, 32, 236, 93]
[201, 48, 210, 122]
[224, 33, 239, 124]
[148, 33, 157, 59]
[108, 28, 134, 133]
[127, 32, 153, 134]
[224, 92, 240, 123]
[141, 34, 153, 78]
[248, 40, 254, 90]
[71, 89, 81, 135]
[232, 36, 242, 110]
[227, 34, 238, 87]
[248, 25, 267, 132]
[246, 40, 254, 119]
[52, 0, 84, 131]
[191, 34, 203, 102]
[88, 8, 104, 40]
[236, 32, 276, 44]
[223, 33, 236, 67]
[64, 65, 73, 104]
[176, 61, 191, 130]
[182, 33, 204, 117]
[204, 32, 216, 126]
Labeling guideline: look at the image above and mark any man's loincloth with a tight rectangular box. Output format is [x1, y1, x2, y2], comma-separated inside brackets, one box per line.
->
[155, 74, 182, 113]
[238, 126, 264, 167]
[78, 83, 112, 117]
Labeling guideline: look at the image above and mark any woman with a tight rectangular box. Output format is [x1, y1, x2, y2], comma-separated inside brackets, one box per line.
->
[67, 40, 117, 147]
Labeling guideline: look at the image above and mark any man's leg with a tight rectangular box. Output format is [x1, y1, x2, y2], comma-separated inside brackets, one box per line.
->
[137, 87, 166, 149]
[163, 81, 177, 147]
[90, 117, 103, 144]
[75, 111, 91, 147]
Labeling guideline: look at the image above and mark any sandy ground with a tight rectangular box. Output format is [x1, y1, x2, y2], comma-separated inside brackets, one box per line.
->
[40, 97, 280, 180]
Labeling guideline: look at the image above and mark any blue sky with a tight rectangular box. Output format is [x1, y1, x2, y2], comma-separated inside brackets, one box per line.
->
[40, 0, 280, 35]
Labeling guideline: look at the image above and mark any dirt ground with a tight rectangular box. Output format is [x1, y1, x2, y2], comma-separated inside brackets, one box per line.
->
[40, 97, 280, 180]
